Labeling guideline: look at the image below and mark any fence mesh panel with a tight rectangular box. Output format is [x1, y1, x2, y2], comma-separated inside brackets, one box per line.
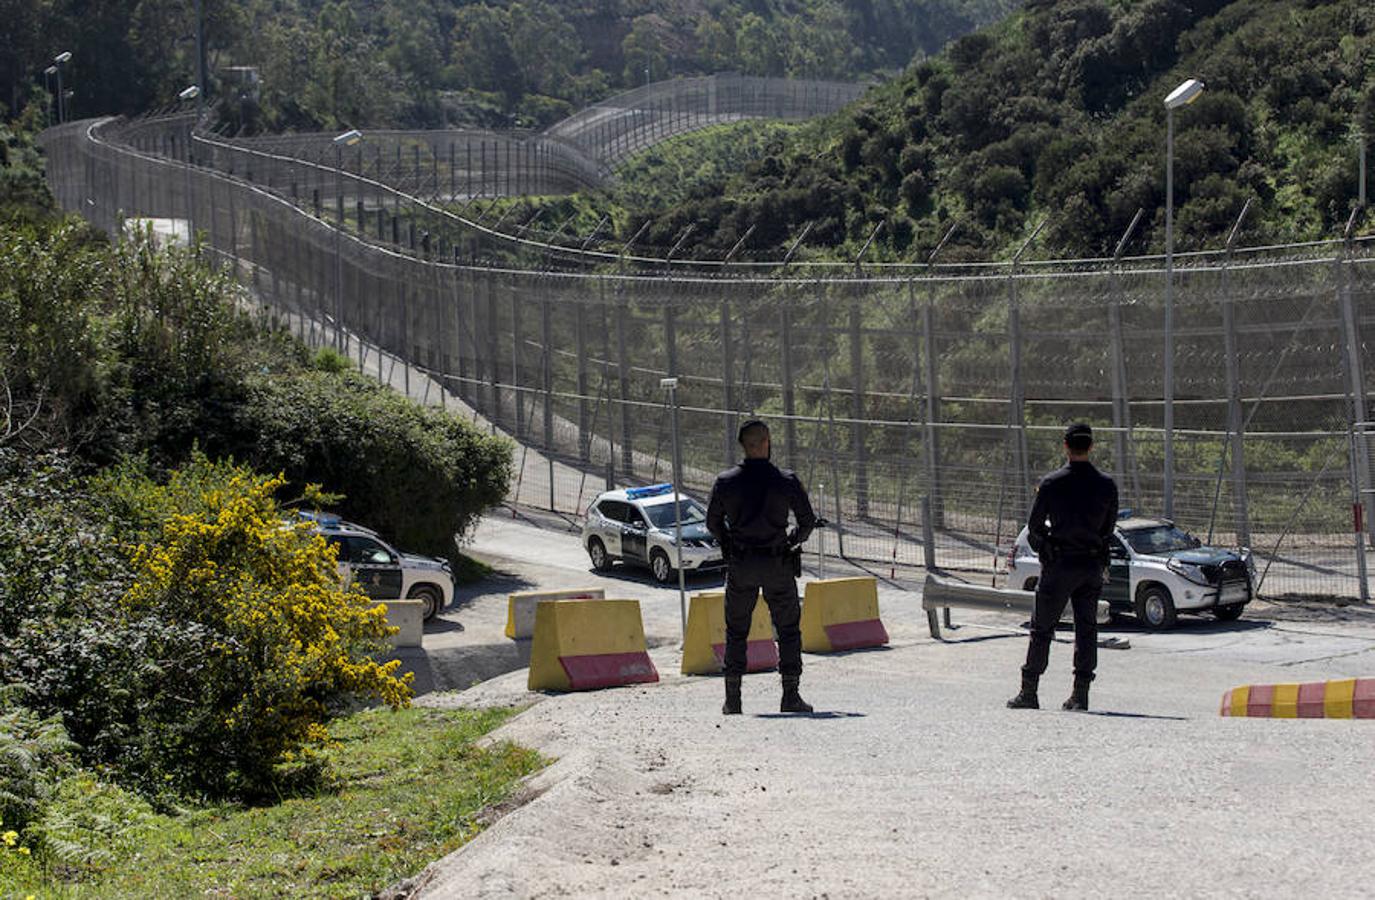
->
[37, 100, 1375, 599]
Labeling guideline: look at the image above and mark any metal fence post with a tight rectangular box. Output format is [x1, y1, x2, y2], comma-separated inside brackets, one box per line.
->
[1110, 209, 1144, 504]
[577, 300, 590, 461]
[617, 293, 634, 477]
[722, 295, 736, 469]
[850, 296, 869, 518]
[781, 299, 797, 470]
[1221, 200, 1252, 547]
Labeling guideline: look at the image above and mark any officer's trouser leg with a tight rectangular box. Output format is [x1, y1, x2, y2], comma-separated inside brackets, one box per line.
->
[1022, 564, 1072, 680]
[759, 559, 802, 678]
[723, 561, 762, 678]
[1068, 567, 1102, 683]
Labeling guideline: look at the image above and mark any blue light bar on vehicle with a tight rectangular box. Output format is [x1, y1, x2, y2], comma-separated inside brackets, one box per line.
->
[1117, 508, 1134, 519]
[298, 510, 343, 527]
[625, 483, 674, 500]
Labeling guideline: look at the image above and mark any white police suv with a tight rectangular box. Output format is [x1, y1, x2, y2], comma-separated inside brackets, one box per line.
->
[581, 484, 725, 583]
[300, 512, 455, 621]
[1006, 513, 1255, 629]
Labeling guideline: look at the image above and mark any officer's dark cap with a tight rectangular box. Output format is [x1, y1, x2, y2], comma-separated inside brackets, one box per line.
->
[1064, 422, 1093, 447]
[738, 419, 769, 445]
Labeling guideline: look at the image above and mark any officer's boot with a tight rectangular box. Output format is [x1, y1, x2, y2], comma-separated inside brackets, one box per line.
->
[1006, 674, 1039, 709]
[780, 675, 813, 714]
[722, 676, 743, 715]
[1062, 677, 1090, 712]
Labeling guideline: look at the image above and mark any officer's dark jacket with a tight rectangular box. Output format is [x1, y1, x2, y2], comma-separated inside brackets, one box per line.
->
[1026, 459, 1119, 562]
[706, 458, 817, 552]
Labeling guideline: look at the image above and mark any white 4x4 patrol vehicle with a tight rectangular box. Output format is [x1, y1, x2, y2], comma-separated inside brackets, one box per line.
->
[301, 513, 455, 621]
[1007, 513, 1254, 630]
[581, 484, 725, 583]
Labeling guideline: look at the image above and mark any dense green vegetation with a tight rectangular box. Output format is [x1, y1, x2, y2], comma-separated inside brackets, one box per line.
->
[0, 706, 541, 897]
[3, 0, 1018, 132]
[619, 0, 1375, 260]
[1, 118, 523, 890]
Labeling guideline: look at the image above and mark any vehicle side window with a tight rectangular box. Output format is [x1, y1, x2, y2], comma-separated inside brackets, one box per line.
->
[597, 500, 628, 523]
[1110, 537, 1129, 559]
[349, 537, 395, 565]
[624, 506, 648, 529]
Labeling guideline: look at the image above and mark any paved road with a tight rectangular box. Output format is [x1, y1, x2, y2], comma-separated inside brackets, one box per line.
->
[389, 513, 1375, 898]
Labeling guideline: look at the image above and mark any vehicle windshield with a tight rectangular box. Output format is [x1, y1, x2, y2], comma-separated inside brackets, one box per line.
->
[642, 499, 706, 529]
[1122, 524, 1201, 555]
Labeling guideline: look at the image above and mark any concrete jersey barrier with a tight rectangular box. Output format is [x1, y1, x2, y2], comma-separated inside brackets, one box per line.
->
[681, 592, 779, 675]
[800, 577, 889, 653]
[527, 599, 659, 692]
[1221, 678, 1375, 718]
[506, 588, 606, 639]
[377, 599, 424, 648]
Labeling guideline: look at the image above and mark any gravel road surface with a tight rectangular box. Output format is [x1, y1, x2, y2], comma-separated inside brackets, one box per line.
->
[392, 512, 1375, 898]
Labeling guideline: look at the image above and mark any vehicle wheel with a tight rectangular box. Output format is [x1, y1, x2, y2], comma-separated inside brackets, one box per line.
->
[1214, 603, 1245, 622]
[1022, 577, 1039, 592]
[588, 537, 613, 571]
[408, 585, 442, 622]
[650, 549, 673, 584]
[1135, 584, 1177, 630]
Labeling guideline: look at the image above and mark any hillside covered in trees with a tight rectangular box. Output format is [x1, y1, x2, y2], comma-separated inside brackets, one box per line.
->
[2, 0, 1018, 131]
[619, 0, 1375, 260]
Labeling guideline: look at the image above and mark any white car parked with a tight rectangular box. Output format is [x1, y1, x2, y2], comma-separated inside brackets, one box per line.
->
[581, 484, 725, 583]
[302, 513, 455, 621]
[1006, 514, 1255, 629]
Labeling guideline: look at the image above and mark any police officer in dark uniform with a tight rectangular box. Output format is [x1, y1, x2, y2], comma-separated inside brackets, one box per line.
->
[1008, 422, 1118, 712]
[706, 419, 817, 716]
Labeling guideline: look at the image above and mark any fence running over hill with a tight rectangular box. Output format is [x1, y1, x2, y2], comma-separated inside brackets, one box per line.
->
[39, 87, 1375, 601]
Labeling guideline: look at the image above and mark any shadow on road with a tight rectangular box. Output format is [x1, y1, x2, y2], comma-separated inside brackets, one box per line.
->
[590, 565, 726, 591]
[389, 641, 533, 697]
[752, 711, 869, 720]
[1080, 710, 1190, 721]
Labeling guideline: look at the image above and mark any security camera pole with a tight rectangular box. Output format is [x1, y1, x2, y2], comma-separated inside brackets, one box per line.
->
[661, 376, 687, 636]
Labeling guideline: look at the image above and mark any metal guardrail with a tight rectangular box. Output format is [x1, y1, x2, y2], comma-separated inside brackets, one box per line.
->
[921, 573, 1110, 640]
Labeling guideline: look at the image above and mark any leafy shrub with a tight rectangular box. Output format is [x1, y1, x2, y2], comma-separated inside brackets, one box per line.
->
[3, 451, 414, 801]
[0, 692, 78, 833]
[27, 775, 154, 879]
[227, 370, 512, 564]
[103, 455, 413, 798]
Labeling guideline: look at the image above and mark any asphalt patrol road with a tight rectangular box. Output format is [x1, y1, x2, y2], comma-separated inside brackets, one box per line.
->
[398, 510, 1375, 898]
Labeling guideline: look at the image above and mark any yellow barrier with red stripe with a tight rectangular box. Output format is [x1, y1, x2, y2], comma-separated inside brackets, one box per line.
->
[800, 577, 889, 653]
[505, 588, 605, 639]
[680, 592, 778, 675]
[1220, 678, 1375, 718]
[527, 599, 659, 692]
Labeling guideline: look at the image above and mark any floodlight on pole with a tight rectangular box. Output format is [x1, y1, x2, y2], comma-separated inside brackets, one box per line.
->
[1163, 77, 1204, 521]
[179, 85, 200, 101]
[333, 128, 363, 147]
[660, 376, 687, 638]
[53, 52, 71, 123]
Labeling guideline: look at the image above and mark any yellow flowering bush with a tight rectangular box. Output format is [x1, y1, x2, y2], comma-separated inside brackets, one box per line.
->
[107, 455, 412, 798]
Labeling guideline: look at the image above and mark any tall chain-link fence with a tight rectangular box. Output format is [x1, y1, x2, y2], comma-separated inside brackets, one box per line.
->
[38, 88, 1375, 600]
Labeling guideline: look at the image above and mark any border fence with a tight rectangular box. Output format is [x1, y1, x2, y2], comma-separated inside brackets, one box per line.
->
[38, 75, 1375, 600]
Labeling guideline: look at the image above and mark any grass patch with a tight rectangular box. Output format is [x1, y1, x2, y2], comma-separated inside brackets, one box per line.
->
[6, 706, 542, 899]
[452, 552, 495, 586]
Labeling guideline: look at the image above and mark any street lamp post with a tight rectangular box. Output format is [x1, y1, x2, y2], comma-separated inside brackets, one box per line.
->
[333, 130, 364, 354]
[1163, 77, 1204, 521]
[53, 52, 71, 123]
[660, 376, 687, 638]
